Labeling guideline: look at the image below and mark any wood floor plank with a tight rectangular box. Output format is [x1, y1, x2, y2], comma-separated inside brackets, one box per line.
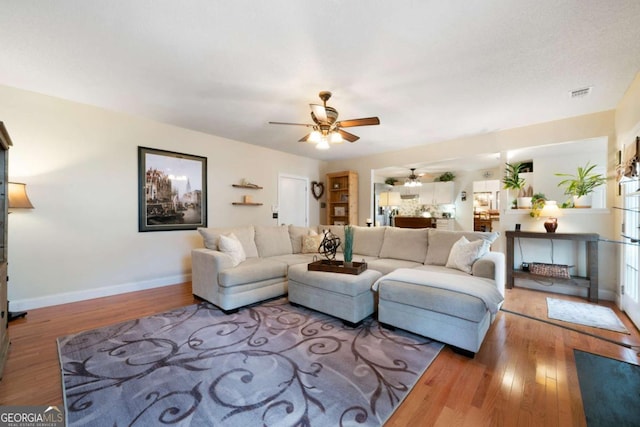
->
[0, 284, 639, 427]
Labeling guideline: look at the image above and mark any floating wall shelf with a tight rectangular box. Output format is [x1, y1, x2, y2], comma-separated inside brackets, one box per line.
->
[232, 184, 263, 189]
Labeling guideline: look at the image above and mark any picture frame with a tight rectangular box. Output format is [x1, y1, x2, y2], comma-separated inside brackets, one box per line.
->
[138, 146, 207, 232]
[334, 206, 346, 216]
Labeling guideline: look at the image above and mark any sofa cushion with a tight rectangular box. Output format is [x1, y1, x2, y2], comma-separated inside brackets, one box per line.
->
[255, 225, 293, 257]
[445, 236, 489, 274]
[367, 258, 423, 275]
[425, 229, 499, 266]
[218, 233, 247, 267]
[377, 280, 489, 322]
[288, 225, 319, 254]
[218, 258, 287, 287]
[352, 226, 386, 257]
[198, 226, 259, 258]
[379, 227, 428, 263]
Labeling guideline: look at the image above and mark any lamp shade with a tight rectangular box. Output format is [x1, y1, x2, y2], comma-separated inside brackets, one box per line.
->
[540, 200, 561, 218]
[8, 182, 34, 209]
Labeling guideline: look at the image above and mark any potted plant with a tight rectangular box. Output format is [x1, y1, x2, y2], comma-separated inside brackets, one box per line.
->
[343, 225, 354, 267]
[529, 193, 547, 218]
[435, 171, 455, 182]
[555, 162, 607, 208]
[503, 162, 530, 208]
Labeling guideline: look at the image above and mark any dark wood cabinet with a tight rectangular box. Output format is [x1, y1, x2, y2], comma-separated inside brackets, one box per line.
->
[0, 122, 11, 378]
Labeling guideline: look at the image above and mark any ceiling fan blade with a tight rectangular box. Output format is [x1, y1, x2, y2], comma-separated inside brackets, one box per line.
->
[338, 129, 360, 143]
[310, 104, 328, 123]
[335, 117, 380, 128]
[269, 121, 314, 127]
[298, 133, 311, 142]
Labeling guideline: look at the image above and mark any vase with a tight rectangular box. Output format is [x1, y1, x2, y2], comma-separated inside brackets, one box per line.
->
[517, 197, 532, 209]
[573, 195, 592, 208]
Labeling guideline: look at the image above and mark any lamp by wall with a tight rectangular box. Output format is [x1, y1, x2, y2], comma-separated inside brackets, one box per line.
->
[541, 200, 561, 232]
[8, 182, 34, 209]
[7, 182, 33, 321]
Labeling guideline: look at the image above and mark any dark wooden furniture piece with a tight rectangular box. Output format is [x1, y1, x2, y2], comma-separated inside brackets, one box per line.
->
[505, 231, 599, 302]
[393, 216, 434, 229]
[0, 123, 12, 379]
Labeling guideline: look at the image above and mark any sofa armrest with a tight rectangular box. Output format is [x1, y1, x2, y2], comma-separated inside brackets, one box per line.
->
[191, 248, 234, 304]
[472, 251, 505, 296]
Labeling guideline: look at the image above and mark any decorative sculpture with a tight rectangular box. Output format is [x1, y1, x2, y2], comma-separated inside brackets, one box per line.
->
[319, 231, 341, 260]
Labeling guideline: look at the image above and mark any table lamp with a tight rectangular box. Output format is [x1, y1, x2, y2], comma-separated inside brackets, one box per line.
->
[541, 200, 561, 233]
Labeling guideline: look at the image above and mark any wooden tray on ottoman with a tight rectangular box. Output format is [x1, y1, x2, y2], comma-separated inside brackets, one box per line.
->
[307, 259, 367, 275]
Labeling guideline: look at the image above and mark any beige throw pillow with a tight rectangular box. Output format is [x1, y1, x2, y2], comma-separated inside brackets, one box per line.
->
[218, 233, 246, 267]
[301, 234, 323, 254]
[445, 236, 489, 274]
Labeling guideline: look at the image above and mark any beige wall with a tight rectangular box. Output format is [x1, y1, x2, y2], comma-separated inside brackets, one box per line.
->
[2, 85, 325, 310]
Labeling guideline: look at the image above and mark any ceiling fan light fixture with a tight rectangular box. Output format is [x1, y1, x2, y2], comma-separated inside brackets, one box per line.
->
[316, 139, 330, 150]
[404, 168, 423, 187]
[330, 131, 343, 143]
[308, 130, 322, 143]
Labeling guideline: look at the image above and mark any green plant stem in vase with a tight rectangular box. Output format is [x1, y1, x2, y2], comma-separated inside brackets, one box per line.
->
[343, 225, 354, 266]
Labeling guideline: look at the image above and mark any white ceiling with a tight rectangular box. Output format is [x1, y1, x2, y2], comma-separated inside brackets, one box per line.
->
[2, 1, 640, 161]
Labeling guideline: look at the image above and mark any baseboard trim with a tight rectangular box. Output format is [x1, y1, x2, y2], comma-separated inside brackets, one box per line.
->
[9, 274, 192, 311]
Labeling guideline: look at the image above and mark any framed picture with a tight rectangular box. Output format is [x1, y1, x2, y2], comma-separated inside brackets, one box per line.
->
[334, 206, 346, 216]
[138, 146, 207, 232]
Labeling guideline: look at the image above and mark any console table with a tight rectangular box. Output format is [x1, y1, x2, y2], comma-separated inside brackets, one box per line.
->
[505, 231, 599, 302]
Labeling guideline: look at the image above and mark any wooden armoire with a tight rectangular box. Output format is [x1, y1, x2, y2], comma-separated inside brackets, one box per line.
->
[0, 122, 12, 378]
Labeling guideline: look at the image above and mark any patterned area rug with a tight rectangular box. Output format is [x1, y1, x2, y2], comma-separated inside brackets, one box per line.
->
[57, 298, 443, 426]
[547, 298, 629, 334]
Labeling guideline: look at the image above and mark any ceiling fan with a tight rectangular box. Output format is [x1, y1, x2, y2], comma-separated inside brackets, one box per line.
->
[269, 91, 380, 150]
[404, 168, 424, 187]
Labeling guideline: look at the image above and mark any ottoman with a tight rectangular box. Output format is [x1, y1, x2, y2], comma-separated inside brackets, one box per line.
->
[287, 263, 383, 326]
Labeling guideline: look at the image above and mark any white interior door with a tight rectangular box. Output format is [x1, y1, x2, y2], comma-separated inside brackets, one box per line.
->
[278, 174, 308, 226]
[622, 180, 640, 329]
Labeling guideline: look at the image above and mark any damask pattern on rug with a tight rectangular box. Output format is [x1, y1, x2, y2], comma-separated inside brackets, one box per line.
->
[58, 298, 443, 426]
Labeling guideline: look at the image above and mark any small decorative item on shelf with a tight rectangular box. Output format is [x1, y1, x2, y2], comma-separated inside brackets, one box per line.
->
[239, 178, 261, 188]
[243, 195, 253, 203]
[343, 225, 354, 268]
[334, 206, 346, 216]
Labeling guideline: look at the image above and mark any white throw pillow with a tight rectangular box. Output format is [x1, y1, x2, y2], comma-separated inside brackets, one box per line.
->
[445, 236, 489, 274]
[301, 234, 323, 254]
[218, 233, 246, 267]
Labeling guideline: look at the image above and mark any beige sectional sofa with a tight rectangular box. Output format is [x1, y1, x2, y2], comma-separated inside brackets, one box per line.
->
[191, 224, 505, 355]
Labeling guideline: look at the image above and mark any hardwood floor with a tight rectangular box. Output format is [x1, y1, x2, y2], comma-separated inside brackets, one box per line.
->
[0, 284, 638, 426]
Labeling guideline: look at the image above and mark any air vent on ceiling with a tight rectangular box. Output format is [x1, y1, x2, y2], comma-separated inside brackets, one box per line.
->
[570, 86, 592, 98]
